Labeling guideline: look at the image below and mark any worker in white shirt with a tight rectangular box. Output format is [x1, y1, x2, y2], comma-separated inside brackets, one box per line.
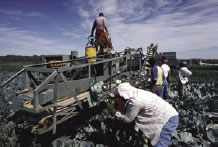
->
[113, 83, 179, 147]
[177, 61, 192, 97]
[161, 56, 171, 99]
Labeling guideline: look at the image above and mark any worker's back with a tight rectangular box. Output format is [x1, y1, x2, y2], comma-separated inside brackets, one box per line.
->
[116, 83, 178, 145]
[95, 16, 107, 29]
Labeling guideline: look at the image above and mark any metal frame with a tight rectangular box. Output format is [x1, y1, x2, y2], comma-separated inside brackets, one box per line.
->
[1, 52, 144, 134]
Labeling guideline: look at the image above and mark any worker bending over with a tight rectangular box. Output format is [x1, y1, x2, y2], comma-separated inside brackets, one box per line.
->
[112, 83, 179, 147]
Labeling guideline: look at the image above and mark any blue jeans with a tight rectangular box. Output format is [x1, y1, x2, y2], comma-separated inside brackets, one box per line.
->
[152, 85, 164, 98]
[154, 115, 179, 147]
[162, 81, 169, 99]
[178, 80, 185, 98]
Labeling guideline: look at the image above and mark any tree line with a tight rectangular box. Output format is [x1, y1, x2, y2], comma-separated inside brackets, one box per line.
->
[0, 55, 41, 64]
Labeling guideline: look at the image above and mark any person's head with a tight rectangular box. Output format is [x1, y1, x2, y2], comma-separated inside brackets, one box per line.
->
[162, 56, 168, 64]
[112, 83, 136, 100]
[99, 12, 104, 17]
[179, 61, 187, 67]
[148, 57, 156, 67]
[110, 88, 119, 98]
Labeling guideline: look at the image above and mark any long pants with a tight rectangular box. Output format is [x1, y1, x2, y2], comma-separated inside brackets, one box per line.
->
[95, 28, 104, 43]
[152, 85, 163, 98]
[178, 80, 185, 97]
[95, 28, 104, 52]
[162, 80, 169, 99]
[154, 115, 179, 147]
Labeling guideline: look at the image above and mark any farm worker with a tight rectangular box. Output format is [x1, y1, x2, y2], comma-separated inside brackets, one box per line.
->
[161, 56, 171, 99]
[113, 83, 179, 147]
[90, 12, 109, 52]
[148, 58, 165, 97]
[177, 61, 192, 97]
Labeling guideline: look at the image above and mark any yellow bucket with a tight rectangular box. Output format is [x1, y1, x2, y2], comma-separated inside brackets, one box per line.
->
[85, 46, 96, 62]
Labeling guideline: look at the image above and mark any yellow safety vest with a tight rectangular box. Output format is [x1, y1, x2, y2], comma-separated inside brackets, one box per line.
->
[156, 66, 163, 85]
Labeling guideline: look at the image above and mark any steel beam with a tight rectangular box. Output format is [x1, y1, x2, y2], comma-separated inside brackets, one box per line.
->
[0, 68, 25, 87]
[58, 56, 126, 72]
[26, 67, 55, 73]
[34, 71, 57, 94]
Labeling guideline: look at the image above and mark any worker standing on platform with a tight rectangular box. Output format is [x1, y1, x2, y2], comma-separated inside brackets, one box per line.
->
[177, 61, 192, 98]
[90, 12, 109, 53]
[113, 83, 179, 147]
[161, 56, 171, 99]
[148, 58, 165, 98]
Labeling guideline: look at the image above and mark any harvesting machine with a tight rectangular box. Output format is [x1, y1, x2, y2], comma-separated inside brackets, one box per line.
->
[0, 46, 157, 135]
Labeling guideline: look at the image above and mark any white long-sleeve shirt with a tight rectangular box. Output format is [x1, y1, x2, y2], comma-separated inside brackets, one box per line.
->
[93, 16, 107, 29]
[161, 64, 170, 78]
[115, 83, 178, 145]
[178, 67, 192, 84]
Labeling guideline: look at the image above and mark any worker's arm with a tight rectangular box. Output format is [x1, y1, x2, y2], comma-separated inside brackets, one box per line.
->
[151, 66, 157, 86]
[104, 27, 108, 33]
[183, 67, 192, 77]
[162, 71, 166, 83]
[116, 100, 140, 123]
[90, 20, 96, 36]
[103, 17, 108, 33]
[168, 69, 171, 84]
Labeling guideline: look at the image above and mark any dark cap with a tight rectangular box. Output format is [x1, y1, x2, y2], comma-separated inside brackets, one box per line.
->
[162, 56, 168, 60]
[99, 12, 104, 16]
[179, 61, 187, 67]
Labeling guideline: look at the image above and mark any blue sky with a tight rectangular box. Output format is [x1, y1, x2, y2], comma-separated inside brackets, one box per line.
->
[0, 0, 218, 59]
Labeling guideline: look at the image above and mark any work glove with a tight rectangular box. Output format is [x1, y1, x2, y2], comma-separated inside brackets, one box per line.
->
[104, 98, 116, 114]
[108, 92, 115, 98]
[115, 111, 122, 118]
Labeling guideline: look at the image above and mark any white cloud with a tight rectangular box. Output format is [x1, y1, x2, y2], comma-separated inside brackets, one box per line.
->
[62, 31, 87, 39]
[70, 0, 218, 58]
[0, 26, 77, 56]
[1, 0, 218, 59]
[0, 9, 47, 19]
[88, 0, 118, 15]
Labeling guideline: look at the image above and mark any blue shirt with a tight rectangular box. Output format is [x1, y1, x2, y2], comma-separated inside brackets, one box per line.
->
[151, 65, 165, 85]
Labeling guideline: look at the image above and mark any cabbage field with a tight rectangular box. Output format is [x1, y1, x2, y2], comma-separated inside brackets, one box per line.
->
[0, 70, 217, 147]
